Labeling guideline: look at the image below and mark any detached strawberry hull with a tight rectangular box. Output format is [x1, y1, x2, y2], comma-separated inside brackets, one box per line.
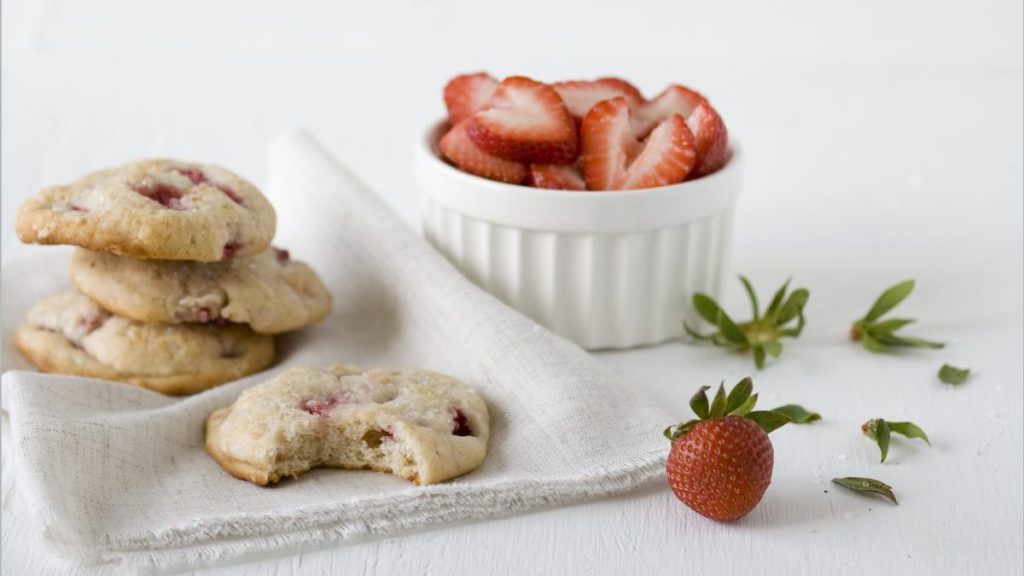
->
[419, 121, 741, 350]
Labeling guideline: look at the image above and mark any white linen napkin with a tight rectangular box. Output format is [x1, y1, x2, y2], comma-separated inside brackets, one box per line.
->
[0, 131, 670, 572]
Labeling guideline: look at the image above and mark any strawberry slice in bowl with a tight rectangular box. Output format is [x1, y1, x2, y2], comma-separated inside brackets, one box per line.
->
[439, 119, 528, 184]
[631, 84, 706, 140]
[686, 100, 730, 179]
[444, 72, 499, 126]
[552, 77, 645, 121]
[466, 76, 578, 165]
[580, 97, 696, 191]
[527, 162, 586, 191]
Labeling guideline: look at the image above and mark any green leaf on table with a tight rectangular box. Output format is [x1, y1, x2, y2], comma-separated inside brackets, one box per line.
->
[863, 418, 930, 461]
[752, 345, 766, 369]
[683, 277, 809, 369]
[764, 278, 791, 319]
[777, 288, 809, 324]
[888, 421, 931, 445]
[693, 293, 726, 325]
[863, 280, 915, 323]
[938, 364, 971, 385]
[771, 404, 821, 424]
[832, 477, 899, 505]
[716, 310, 748, 345]
[870, 318, 916, 334]
[874, 419, 891, 462]
[861, 334, 889, 353]
[851, 280, 944, 353]
[738, 275, 760, 320]
[683, 321, 712, 341]
[873, 333, 945, 349]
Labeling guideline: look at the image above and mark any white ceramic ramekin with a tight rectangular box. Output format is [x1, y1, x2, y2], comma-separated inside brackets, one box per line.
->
[417, 121, 740, 350]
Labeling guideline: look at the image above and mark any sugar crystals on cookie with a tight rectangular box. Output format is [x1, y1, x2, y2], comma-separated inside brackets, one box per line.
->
[15, 291, 275, 395]
[14, 158, 338, 394]
[16, 159, 276, 262]
[205, 365, 490, 485]
[70, 247, 332, 334]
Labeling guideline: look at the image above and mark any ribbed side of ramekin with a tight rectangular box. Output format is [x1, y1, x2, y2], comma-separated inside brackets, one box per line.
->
[423, 199, 735, 350]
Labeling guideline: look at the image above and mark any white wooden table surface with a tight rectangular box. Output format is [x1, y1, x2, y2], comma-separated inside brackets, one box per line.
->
[2, 1, 1022, 574]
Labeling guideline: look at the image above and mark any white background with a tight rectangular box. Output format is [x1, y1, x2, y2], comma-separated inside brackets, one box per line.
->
[2, 1, 1022, 574]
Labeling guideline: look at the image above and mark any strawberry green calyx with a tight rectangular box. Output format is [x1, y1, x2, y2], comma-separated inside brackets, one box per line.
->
[684, 276, 809, 369]
[663, 377, 795, 441]
[851, 280, 944, 353]
[862, 418, 931, 462]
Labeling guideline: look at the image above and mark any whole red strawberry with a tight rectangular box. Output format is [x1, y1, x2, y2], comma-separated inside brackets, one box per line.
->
[664, 378, 791, 522]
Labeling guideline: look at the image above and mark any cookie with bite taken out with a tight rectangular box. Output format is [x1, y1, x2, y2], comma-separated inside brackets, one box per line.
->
[205, 365, 490, 486]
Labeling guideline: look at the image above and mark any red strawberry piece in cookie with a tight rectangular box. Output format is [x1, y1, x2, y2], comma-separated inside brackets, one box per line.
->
[16, 159, 275, 262]
[552, 77, 645, 121]
[177, 167, 208, 185]
[132, 182, 191, 211]
[15, 291, 275, 395]
[303, 391, 356, 417]
[444, 72, 499, 125]
[176, 166, 245, 205]
[74, 312, 109, 341]
[204, 365, 490, 486]
[631, 84, 706, 139]
[440, 119, 528, 184]
[69, 246, 330, 335]
[272, 247, 291, 262]
[222, 241, 242, 260]
[685, 101, 729, 178]
[452, 407, 473, 436]
[527, 162, 586, 191]
[580, 97, 696, 191]
[466, 76, 577, 165]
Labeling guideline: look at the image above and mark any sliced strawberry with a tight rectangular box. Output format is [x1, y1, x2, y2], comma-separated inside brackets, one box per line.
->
[527, 162, 586, 191]
[686, 100, 729, 178]
[552, 77, 644, 120]
[466, 76, 577, 165]
[443, 72, 499, 125]
[631, 84, 706, 139]
[439, 119, 528, 184]
[581, 97, 696, 191]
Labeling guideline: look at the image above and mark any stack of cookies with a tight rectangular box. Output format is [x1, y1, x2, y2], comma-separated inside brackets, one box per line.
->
[14, 159, 332, 395]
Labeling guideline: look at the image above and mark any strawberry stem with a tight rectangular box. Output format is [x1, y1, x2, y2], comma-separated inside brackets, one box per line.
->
[666, 378, 810, 441]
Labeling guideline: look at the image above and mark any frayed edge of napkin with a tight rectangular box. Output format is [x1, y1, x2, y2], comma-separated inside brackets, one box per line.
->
[41, 452, 666, 572]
